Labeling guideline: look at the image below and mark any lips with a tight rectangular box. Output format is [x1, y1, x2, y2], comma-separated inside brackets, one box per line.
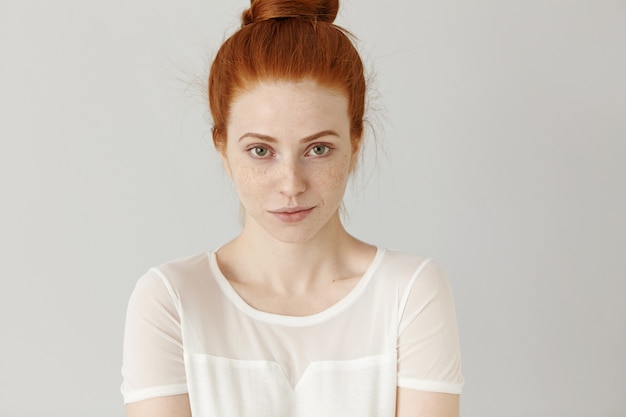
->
[269, 206, 315, 223]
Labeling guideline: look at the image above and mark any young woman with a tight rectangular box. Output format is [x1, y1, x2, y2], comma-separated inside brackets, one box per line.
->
[121, 1, 464, 416]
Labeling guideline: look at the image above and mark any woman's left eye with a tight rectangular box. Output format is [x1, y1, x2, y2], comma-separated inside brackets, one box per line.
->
[307, 144, 331, 156]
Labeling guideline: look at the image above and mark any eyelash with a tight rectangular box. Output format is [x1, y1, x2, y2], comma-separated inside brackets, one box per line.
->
[246, 143, 333, 159]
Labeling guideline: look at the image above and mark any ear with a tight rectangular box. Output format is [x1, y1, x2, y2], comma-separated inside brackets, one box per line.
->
[349, 135, 363, 173]
[213, 126, 233, 178]
[218, 146, 233, 179]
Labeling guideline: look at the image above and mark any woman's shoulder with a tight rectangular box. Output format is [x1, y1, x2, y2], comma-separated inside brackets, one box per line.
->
[129, 251, 224, 317]
[377, 248, 435, 274]
[155, 251, 212, 277]
[374, 248, 448, 289]
[135, 251, 216, 293]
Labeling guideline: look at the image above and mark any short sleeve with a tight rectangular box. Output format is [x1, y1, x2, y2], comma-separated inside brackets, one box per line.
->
[121, 268, 188, 403]
[396, 259, 464, 394]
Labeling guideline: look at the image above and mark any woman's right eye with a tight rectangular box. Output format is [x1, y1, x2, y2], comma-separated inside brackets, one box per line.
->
[248, 146, 270, 158]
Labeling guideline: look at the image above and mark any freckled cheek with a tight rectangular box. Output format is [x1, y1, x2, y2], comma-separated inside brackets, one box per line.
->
[310, 160, 352, 199]
[229, 164, 273, 201]
[227, 155, 352, 201]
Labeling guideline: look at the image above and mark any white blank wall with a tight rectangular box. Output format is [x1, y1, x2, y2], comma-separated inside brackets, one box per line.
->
[1, 1, 624, 416]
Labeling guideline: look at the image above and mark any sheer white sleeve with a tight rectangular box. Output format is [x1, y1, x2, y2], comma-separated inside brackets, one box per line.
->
[121, 268, 188, 403]
[396, 259, 464, 394]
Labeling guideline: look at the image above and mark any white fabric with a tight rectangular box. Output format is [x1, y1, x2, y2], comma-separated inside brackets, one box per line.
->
[121, 248, 464, 416]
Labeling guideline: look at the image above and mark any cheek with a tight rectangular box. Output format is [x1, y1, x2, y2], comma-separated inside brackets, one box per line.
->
[229, 163, 270, 198]
[312, 157, 352, 196]
[226, 151, 353, 202]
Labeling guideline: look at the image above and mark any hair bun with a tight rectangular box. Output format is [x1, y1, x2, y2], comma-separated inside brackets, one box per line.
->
[241, 0, 339, 26]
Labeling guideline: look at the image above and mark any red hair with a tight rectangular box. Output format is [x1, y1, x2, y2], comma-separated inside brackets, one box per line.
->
[208, 0, 366, 150]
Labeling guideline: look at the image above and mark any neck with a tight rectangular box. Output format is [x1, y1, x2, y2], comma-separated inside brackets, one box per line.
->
[219, 212, 363, 294]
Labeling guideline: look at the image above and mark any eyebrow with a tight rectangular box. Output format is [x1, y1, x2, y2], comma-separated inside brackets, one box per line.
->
[238, 130, 340, 144]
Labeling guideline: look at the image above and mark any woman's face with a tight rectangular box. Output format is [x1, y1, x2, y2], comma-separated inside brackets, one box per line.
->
[222, 79, 358, 243]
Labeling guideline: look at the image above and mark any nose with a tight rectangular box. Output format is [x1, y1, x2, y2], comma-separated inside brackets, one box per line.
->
[278, 158, 307, 197]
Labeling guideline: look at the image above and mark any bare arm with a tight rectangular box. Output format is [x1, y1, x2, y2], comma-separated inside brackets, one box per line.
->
[126, 394, 192, 417]
[396, 388, 459, 417]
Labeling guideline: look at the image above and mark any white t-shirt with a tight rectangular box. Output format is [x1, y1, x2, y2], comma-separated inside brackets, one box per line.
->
[121, 248, 464, 416]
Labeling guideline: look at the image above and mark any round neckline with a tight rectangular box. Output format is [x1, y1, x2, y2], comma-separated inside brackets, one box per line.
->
[207, 247, 385, 327]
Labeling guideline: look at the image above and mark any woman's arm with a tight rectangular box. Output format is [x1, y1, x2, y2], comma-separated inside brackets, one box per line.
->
[126, 394, 192, 417]
[122, 271, 189, 412]
[396, 260, 464, 416]
[396, 388, 459, 417]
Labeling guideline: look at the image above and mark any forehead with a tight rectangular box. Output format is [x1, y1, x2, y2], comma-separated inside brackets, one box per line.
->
[227, 80, 350, 137]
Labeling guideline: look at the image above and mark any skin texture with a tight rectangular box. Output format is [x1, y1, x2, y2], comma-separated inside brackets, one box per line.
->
[396, 389, 460, 417]
[126, 394, 191, 417]
[125, 80, 459, 417]
[222, 79, 356, 245]
[215, 80, 378, 317]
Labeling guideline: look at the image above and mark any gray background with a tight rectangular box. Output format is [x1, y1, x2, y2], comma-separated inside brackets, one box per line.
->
[1, 0, 624, 416]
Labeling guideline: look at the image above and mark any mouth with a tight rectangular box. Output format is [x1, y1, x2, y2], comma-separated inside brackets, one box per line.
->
[269, 206, 315, 223]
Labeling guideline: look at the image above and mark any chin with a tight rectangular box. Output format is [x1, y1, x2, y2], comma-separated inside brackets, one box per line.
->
[244, 207, 342, 244]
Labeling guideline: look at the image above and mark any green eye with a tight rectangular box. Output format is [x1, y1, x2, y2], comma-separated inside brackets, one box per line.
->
[250, 146, 269, 157]
[310, 145, 329, 156]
